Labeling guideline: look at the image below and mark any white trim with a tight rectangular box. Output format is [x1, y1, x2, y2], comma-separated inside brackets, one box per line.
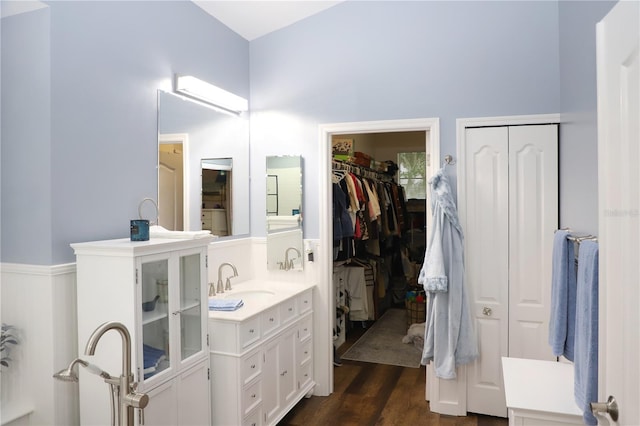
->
[0, 262, 76, 276]
[456, 113, 561, 130]
[318, 117, 440, 397]
[159, 133, 190, 231]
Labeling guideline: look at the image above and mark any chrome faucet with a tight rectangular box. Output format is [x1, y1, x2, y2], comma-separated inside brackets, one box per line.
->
[85, 321, 148, 426]
[216, 262, 238, 293]
[281, 247, 302, 271]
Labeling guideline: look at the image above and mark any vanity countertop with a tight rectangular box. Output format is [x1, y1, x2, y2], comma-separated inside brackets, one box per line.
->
[208, 279, 315, 321]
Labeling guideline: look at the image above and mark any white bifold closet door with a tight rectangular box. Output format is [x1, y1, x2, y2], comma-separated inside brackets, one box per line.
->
[464, 124, 558, 417]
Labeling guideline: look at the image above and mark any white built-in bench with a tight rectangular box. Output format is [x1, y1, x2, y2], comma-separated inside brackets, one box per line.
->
[502, 357, 583, 426]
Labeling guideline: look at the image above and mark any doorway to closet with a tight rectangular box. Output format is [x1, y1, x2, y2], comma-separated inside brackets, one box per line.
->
[331, 131, 429, 350]
[318, 118, 440, 396]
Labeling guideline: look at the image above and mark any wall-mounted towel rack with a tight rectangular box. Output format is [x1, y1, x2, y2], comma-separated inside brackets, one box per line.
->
[567, 235, 598, 243]
[555, 228, 598, 244]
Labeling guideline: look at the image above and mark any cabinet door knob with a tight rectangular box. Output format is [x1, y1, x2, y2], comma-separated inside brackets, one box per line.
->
[251, 364, 256, 369]
[269, 317, 274, 322]
[249, 328, 255, 333]
[280, 370, 287, 376]
[482, 307, 492, 316]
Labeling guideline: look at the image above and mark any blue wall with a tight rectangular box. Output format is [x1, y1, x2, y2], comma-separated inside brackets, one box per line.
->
[1, 1, 249, 264]
[558, 0, 616, 236]
[1, 0, 617, 263]
[249, 1, 561, 239]
[1, 7, 52, 264]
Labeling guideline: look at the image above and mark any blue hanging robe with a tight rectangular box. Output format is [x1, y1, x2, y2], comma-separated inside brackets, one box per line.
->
[418, 167, 478, 379]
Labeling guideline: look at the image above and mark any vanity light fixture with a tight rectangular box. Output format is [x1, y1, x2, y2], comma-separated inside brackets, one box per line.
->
[174, 74, 248, 115]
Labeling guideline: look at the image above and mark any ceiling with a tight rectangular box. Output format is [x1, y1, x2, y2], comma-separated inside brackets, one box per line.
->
[1, 1, 344, 40]
[193, 1, 344, 41]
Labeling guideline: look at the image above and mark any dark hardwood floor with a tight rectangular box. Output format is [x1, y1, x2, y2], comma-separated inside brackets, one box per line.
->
[278, 316, 508, 426]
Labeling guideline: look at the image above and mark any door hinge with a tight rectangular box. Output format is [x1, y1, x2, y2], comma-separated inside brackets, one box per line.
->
[208, 367, 210, 380]
[207, 334, 209, 347]
[135, 268, 139, 284]
[205, 254, 208, 268]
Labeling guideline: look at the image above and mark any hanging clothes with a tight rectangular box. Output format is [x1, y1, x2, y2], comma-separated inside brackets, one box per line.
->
[419, 166, 478, 379]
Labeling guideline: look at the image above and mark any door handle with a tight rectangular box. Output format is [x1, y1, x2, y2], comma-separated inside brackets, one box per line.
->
[591, 396, 619, 421]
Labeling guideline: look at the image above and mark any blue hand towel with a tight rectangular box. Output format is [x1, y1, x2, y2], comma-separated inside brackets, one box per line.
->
[574, 240, 599, 425]
[548, 230, 577, 360]
[208, 299, 244, 311]
[143, 344, 166, 369]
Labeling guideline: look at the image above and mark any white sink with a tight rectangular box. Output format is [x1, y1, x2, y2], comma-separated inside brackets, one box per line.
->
[224, 290, 275, 303]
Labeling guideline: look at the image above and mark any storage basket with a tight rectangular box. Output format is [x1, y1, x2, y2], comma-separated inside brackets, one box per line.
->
[405, 299, 426, 328]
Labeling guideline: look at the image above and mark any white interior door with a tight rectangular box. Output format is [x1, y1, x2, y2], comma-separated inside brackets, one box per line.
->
[159, 163, 177, 230]
[463, 124, 558, 417]
[464, 126, 510, 417]
[507, 124, 558, 361]
[596, 2, 640, 424]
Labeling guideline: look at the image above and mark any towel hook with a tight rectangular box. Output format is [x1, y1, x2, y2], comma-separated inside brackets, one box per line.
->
[444, 155, 456, 166]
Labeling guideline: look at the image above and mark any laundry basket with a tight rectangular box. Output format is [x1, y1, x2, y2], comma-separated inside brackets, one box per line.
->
[405, 298, 426, 329]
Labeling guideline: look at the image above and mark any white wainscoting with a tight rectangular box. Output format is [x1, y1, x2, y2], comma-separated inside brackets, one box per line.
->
[1, 263, 78, 426]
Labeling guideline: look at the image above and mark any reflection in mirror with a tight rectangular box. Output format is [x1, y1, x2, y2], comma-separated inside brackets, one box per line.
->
[266, 156, 304, 271]
[201, 158, 232, 236]
[157, 90, 250, 237]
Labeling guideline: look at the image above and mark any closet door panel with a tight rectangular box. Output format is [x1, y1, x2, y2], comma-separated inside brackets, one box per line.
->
[507, 125, 558, 361]
[464, 127, 509, 417]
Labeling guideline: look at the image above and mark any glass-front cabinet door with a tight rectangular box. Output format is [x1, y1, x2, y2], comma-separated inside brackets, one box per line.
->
[137, 247, 208, 385]
[140, 256, 171, 382]
[179, 252, 204, 363]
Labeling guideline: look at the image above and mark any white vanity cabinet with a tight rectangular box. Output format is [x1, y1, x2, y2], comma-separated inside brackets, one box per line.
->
[72, 237, 214, 426]
[209, 287, 314, 426]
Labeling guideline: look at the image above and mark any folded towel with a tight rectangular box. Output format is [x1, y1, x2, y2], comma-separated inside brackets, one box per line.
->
[143, 344, 166, 370]
[574, 240, 599, 425]
[208, 299, 244, 311]
[548, 230, 577, 360]
[149, 225, 213, 239]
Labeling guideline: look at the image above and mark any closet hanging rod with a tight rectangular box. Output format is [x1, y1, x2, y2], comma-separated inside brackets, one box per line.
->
[331, 159, 393, 182]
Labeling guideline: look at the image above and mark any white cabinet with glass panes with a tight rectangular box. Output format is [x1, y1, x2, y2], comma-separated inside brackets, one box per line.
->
[72, 236, 214, 425]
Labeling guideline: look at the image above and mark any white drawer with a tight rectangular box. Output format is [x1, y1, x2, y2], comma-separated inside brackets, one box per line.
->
[299, 289, 313, 314]
[242, 350, 262, 385]
[242, 380, 262, 415]
[242, 406, 262, 426]
[261, 305, 280, 337]
[280, 298, 297, 324]
[239, 316, 261, 349]
[298, 315, 312, 342]
[297, 338, 312, 366]
[297, 360, 313, 391]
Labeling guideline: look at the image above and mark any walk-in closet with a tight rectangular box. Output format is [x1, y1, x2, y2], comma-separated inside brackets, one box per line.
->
[330, 131, 429, 363]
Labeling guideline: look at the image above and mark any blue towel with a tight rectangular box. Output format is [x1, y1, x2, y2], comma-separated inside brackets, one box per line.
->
[574, 240, 599, 425]
[208, 299, 244, 311]
[143, 344, 165, 370]
[548, 230, 577, 360]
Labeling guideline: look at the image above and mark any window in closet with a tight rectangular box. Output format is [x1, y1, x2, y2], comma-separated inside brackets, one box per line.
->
[397, 151, 426, 200]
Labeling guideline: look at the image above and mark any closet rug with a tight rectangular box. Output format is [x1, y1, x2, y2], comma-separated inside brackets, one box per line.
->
[341, 308, 422, 368]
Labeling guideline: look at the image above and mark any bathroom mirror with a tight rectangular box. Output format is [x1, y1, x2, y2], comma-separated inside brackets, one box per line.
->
[157, 90, 250, 237]
[266, 155, 304, 271]
[201, 158, 232, 236]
